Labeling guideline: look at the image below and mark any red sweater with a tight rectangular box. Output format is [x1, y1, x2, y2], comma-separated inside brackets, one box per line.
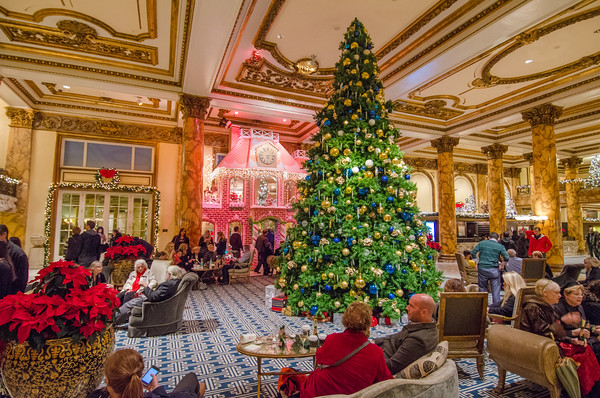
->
[300, 330, 392, 398]
[526, 230, 553, 256]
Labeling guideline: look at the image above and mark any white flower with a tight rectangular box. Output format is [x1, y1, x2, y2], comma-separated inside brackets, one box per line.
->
[363, 238, 373, 246]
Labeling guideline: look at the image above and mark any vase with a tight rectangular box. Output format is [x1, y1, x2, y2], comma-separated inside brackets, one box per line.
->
[1, 326, 115, 398]
[110, 258, 135, 289]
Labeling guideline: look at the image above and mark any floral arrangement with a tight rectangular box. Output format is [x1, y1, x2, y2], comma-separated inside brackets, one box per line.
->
[426, 234, 441, 251]
[95, 167, 120, 189]
[104, 235, 147, 261]
[0, 260, 119, 350]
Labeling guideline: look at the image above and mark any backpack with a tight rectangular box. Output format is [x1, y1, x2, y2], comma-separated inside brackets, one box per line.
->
[277, 367, 306, 398]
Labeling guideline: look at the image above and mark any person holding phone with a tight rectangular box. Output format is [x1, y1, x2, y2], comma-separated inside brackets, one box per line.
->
[86, 348, 205, 398]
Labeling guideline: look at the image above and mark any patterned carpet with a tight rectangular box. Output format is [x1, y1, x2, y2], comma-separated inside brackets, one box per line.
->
[114, 276, 551, 398]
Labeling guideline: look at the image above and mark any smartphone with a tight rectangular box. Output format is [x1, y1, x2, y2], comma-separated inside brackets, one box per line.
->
[141, 365, 160, 386]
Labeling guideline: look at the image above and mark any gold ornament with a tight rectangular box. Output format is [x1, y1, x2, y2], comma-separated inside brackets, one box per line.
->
[374, 232, 381, 239]
[379, 153, 388, 160]
[345, 186, 353, 194]
[345, 214, 353, 221]
[315, 141, 320, 147]
[356, 139, 362, 146]
[293, 241, 302, 249]
[383, 214, 392, 222]
[396, 289, 404, 297]
[321, 200, 331, 209]
[355, 278, 366, 289]
[377, 129, 384, 136]
[342, 248, 350, 256]
[369, 212, 376, 218]
[340, 280, 349, 289]
[377, 206, 385, 214]
[330, 147, 340, 157]
[302, 230, 307, 236]
[405, 245, 413, 253]
[343, 148, 351, 156]
[368, 145, 375, 152]
[328, 177, 335, 184]
[346, 199, 352, 205]
[293, 284, 299, 290]
[278, 278, 286, 287]
[334, 301, 341, 308]
[301, 265, 308, 272]
[328, 272, 334, 279]
[365, 171, 373, 178]
[316, 292, 322, 297]
[359, 205, 368, 213]
[392, 158, 400, 165]
[298, 300, 304, 308]
[321, 273, 327, 280]
[362, 223, 369, 228]
[323, 133, 332, 140]
[395, 250, 402, 256]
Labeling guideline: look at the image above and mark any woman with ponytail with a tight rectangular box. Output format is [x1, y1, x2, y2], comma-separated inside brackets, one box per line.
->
[87, 349, 205, 398]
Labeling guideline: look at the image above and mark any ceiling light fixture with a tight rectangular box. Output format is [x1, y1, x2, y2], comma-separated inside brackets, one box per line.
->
[283, 119, 287, 122]
[525, 59, 533, 64]
[276, 34, 284, 39]
[234, 111, 239, 115]
[137, 96, 143, 106]
[62, 85, 70, 89]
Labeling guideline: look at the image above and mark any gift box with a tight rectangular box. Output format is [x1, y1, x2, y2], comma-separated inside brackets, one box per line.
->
[265, 284, 282, 299]
[271, 295, 287, 312]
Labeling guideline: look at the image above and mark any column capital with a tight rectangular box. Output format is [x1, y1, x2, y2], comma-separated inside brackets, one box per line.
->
[179, 94, 211, 120]
[430, 136, 459, 153]
[522, 152, 534, 164]
[521, 103, 563, 127]
[5, 108, 38, 128]
[475, 163, 488, 175]
[559, 157, 582, 170]
[481, 143, 508, 160]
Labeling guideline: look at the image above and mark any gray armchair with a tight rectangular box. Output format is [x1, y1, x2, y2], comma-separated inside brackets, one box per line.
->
[127, 272, 198, 338]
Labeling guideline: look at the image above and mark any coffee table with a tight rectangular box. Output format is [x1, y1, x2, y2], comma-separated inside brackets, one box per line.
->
[192, 265, 223, 285]
[236, 336, 317, 398]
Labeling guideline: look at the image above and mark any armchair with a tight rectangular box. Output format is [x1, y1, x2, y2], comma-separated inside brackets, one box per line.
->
[521, 258, 546, 284]
[127, 272, 198, 338]
[488, 286, 535, 328]
[230, 249, 254, 283]
[454, 253, 478, 290]
[437, 292, 488, 380]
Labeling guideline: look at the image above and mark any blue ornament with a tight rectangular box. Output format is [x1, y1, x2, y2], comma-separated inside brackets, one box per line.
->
[422, 280, 427, 286]
[360, 166, 366, 171]
[316, 120, 321, 127]
[388, 293, 395, 300]
[345, 44, 350, 49]
[369, 110, 375, 117]
[357, 225, 362, 229]
[313, 282, 318, 287]
[308, 160, 313, 164]
[348, 110, 353, 114]
[305, 175, 311, 181]
[283, 247, 289, 254]
[387, 196, 394, 202]
[385, 263, 395, 274]
[313, 210, 319, 216]
[389, 226, 394, 232]
[308, 257, 313, 263]
[354, 31, 359, 36]
[408, 293, 414, 299]
[314, 196, 319, 201]
[323, 255, 330, 261]
[371, 202, 377, 208]
[369, 284, 378, 295]
[301, 288, 305, 293]
[333, 237, 340, 243]
[427, 254, 432, 260]
[402, 269, 407, 274]
[310, 305, 318, 316]
[324, 285, 332, 292]
[334, 188, 340, 195]
[333, 200, 338, 205]
[367, 43, 372, 50]
[405, 174, 411, 180]
[376, 116, 381, 120]
[347, 237, 354, 246]
[318, 170, 323, 176]
[378, 167, 384, 173]
[381, 176, 389, 183]
[324, 120, 331, 126]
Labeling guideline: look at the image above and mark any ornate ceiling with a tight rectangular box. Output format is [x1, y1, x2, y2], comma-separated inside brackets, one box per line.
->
[1, 0, 600, 167]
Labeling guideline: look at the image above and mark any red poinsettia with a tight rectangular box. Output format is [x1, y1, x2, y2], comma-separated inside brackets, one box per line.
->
[426, 234, 442, 251]
[0, 261, 119, 350]
[99, 168, 116, 179]
[455, 202, 464, 209]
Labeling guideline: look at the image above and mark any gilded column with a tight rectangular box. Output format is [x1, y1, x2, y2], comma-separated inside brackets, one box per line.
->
[475, 164, 487, 211]
[523, 152, 536, 213]
[560, 157, 585, 254]
[482, 144, 508, 235]
[431, 136, 459, 262]
[522, 103, 563, 267]
[0, 108, 38, 246]
[179, 94, 211, 247]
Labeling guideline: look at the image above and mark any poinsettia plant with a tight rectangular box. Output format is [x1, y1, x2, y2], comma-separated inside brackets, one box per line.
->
[426, 234, 442, 251]
[105, 235, 147, 261]
[0, 260, 119, 350]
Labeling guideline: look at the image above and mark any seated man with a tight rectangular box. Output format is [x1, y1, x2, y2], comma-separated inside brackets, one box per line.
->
[114, 265, 183, 325]
[504, 249, 523, 274]
[373, 294, 438, 375]
[203, 243, 217, 264]
[218, 244, 252, 285]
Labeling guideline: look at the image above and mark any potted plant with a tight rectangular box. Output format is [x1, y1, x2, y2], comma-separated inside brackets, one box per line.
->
[426, 234, 442, 262]
[0, 260, 120, 398]
[105, 235, 148, 288]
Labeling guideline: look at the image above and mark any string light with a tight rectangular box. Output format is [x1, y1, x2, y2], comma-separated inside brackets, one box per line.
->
[43, 181, 160, 266]
[0, 174, 22, 185]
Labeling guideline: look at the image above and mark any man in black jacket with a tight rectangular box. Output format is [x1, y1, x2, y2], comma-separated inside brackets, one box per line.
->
[0, 224, 29, 294]
[373, 294, 439, 375]
[79, 220, 101, 267]
[114, 265, 183, 325]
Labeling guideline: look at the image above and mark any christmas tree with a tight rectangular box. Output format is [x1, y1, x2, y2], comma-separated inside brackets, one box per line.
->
[276, 19, 442, 319]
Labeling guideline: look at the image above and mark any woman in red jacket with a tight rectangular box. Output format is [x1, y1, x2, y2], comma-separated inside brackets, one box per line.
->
[300, 302, 392, 398]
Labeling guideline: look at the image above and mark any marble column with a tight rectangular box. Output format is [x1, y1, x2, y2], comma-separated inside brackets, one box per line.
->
[560, 157, 585, 254]
[431, 136, 459, 262]
[475, 163, 488, 212]
[522, 103, 563, 267]
[523, 152, 536, 213]
[482, 144, 508, 235]
[179, 94, 211, 247]
[0, 108, 38, 246]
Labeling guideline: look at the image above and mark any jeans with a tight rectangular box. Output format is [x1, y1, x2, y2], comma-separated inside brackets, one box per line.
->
[478, 267, 501, 304]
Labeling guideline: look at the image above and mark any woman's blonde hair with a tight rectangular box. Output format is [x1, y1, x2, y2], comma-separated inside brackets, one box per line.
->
[534, 279, 559, 297]
[342, 301, 372, 336]
[584, 257, 600, 268]
[105, 349, 145, 398]
[564, 283, 584, 296]
[502, 272, 526, 305]
[179, 243, 189, 253]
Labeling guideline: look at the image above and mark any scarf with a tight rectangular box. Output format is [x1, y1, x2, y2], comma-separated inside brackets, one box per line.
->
[131, 271, 144, 292]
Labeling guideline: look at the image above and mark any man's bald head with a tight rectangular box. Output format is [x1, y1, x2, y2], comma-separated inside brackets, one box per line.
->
[406, 293, 435, 323]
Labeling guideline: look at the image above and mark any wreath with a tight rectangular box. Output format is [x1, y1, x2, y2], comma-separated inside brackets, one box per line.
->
[95, 168, 120, 189]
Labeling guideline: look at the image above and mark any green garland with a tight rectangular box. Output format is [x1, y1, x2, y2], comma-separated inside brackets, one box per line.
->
[43, 182, 160, 266]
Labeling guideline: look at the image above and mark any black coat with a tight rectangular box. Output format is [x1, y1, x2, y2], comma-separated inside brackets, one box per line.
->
[7, 240, 29, 294]
[143, 278, 180, 302]
[172, 235, 189, 251]
[583, 267, 600, 287]
[0, 258, 15, 299]
[80, 230, 101, 261]
[216, 238, 227, 256]
[488, 295, 515, 317]
[516, 236, 529, 258]
[64, 234, 83, 262]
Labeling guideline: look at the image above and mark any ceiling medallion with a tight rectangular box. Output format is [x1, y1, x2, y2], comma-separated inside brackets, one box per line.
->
[294, 55, 319, 75]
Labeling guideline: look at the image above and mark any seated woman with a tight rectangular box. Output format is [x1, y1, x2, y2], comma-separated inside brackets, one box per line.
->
[584, 280, 600, 325]
[488, 272, 526, 319]
[161, 242, 175, 260]
[300, 302, 392, 398]
[176, 244, 194, 272]
[86, 348, 205, 398]
[521, 279, 600, 396]
[583, 256, 600, 287]
[89, 261, 107, 286]
[433, 278, 465, 321]
[119, 259, 157, 305]
[202, 244, 217, 265]
[462, 251, 478, 282]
